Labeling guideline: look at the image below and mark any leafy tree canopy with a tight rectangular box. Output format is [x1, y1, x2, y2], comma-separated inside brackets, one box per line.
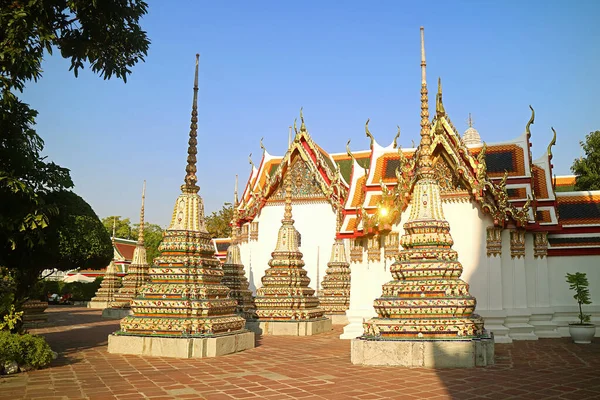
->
[0, 0, 150, 250]
[571, 130, 600, 191]
[101, 217, 164, 265]
[206, 203, 233, 238]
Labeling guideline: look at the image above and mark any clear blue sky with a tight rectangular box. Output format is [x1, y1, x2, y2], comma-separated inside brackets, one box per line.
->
[22, 0, 600, 228]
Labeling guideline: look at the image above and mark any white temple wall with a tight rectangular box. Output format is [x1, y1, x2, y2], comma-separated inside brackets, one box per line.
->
[548, 255, 600, 306]
[239, 202, 336, 294]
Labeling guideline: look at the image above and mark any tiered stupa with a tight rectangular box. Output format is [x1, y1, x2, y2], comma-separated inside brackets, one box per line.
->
[463, 113, 482, 146]
[319, 201, 351, 324]
[247, 121, 332, 336]
[104, 181, 150, 318]
[88, 260, 122, 309]
[221, 175, 255, 319]
[108, 54, 254, 358]
[351, 27, 494, 368]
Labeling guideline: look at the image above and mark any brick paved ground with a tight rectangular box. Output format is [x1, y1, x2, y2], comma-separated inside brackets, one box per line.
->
[1, 306, 599, 400]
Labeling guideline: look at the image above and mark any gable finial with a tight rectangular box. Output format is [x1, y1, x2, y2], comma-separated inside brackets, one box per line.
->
[300, 107, 306, 132]
[365, 118, 375, 148]
[436, 77, 446, 116]
[248, 152, 255, 171]
[182, 53, 200, 193]
[260, 137, 266, 155]
[548, 127, 557, 160]
[392, 125, 401, 149]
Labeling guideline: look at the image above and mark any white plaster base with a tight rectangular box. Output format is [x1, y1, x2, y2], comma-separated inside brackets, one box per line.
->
[340, 308, 374, 339]
[246, 318, 332, 336]
[102, 308, 133, 319]
[351, 337, 495, 368]
[87, 301, 110, 309]
[505, 310, 538, 340]
[479, 310, 512, 343]
[107, 331, 255, 358]
[326, 314, 349, 325]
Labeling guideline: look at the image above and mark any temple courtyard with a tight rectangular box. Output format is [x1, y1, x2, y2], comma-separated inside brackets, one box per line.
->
[0, 307, 597, 400]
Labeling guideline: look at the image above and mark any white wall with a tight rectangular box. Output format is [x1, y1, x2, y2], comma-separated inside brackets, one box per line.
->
[239, 202, 337, 294]
[548, 255, 600, 306]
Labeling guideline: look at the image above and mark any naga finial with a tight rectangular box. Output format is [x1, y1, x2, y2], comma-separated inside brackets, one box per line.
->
[260, 137, 266, 155]
[293, 118, 299, 136]
[526, 105, 535, 140]
[346, 139, 357, 164]
[300, 107, 306, 132]
[392, 125, 401, 149]
[365, 118, 374, 148]
[248, 153, 255, 171]
[436, 77, 446, 116]
[547, 127, 557, 160]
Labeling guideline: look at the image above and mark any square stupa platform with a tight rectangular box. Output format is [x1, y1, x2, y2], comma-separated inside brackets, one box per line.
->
[246, 318, 332, 336]
[102, 308, 133, 319]
[87, 301, 111, 310]
[326, 314, 349, 325]
[107, 330, 255, 358]
[351, 336, 495, 368]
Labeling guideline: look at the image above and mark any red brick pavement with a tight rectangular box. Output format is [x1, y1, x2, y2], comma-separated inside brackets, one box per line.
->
[1, 306, 599, 400]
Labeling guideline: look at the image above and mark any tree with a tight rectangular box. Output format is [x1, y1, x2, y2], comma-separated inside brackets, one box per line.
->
[101, 216, 136, 240]
[0, 1, 149, 315]
[132, 223, 164, 264]
[206, 203, 233, 238]
[0, 0, 150, 251]
[571, 131, 600, 191]
[2, 191, 113, 304]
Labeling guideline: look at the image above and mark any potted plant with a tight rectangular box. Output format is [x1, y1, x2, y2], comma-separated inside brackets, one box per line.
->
[566, 272, 595, 344]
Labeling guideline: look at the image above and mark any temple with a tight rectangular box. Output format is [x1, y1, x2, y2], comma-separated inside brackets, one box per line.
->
[235, 30, 600, 343]
[107, 54, 254, 358]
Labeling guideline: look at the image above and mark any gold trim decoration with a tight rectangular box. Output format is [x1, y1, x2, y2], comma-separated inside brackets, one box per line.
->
[510, 229, 526, 259]
[486, 226, 502, 257]
[534, 232, 548, 259]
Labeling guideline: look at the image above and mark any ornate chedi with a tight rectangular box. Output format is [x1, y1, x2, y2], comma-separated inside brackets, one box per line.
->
[248, 118, 332, 336]
[110, 181, 150, 309]
[352, 27, 493, 368]
[221, 175, 255, 319]
[89, 260, 122, 309]
[108, 54, 253, 358]
[319, 201, 351, 324]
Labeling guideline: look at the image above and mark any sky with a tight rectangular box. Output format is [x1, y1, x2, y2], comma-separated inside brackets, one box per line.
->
[21, 0, 600, 228]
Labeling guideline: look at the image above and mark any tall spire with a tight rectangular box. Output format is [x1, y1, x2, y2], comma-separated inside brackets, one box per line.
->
[231, 175, 239, 244]
[112, 217, 116, 244]
[137, 180, 146, 246]
[183, 54, 200, 193]
[468, 113, 473, 128]
[283, 140, 294, 224]
[417, 27, 433, 180]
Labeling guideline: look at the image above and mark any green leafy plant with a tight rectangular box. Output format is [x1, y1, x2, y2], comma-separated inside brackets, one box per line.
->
[0, 305, 23, 331]
[566, 272, 592, 325]
[0, 331, 54, 371]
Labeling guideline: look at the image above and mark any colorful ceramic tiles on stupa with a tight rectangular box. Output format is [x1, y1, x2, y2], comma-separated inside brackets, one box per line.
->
[254, 127, 324, 321]
[319, 206, 351, 316]
[111, 181, 149, 309]
[221, 176, 255, 318]
[117, 55, 246, 337]
[90, 260, 122, 306]
[361, 27, 486, 341]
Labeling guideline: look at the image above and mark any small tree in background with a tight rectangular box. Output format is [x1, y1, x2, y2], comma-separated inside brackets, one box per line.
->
[571, 130, 600, 191]
[206, 203, 233, 238]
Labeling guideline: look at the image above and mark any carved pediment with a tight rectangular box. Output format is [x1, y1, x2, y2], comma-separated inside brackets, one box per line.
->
[268, 157, 327, 203]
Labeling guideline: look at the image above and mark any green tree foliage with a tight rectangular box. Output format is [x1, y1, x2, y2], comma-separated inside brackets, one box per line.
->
[571, 131, 600, 191]
[0, 0, 150, 251]
[206, 203, 233, 238]
[101, 216, 136, 240]
[101, 217, 164, 264]
[3, 191, 112, 303]
[132, 223, 164, 264]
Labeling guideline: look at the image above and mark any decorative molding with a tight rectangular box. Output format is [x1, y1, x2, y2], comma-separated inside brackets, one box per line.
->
[510, 229, 526, 259]
[383, 232, 399, 260]
[350, 239, 364, 263]
[534, 232, 548, 259]
[367, 235, 381, 262]
[486, 227, 502, 257]
[240, 224, 249, 243]
[250, 221, 259, 241]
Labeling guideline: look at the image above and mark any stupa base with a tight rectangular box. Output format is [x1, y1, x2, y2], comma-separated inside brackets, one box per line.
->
[107, 331, 255, 358]
[351, 336, 494, 368]
[326, 314, 349, 325]
[102, 308, 133, 319]
[87, 301, 111, 309]
[246, 318, 332, 336]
